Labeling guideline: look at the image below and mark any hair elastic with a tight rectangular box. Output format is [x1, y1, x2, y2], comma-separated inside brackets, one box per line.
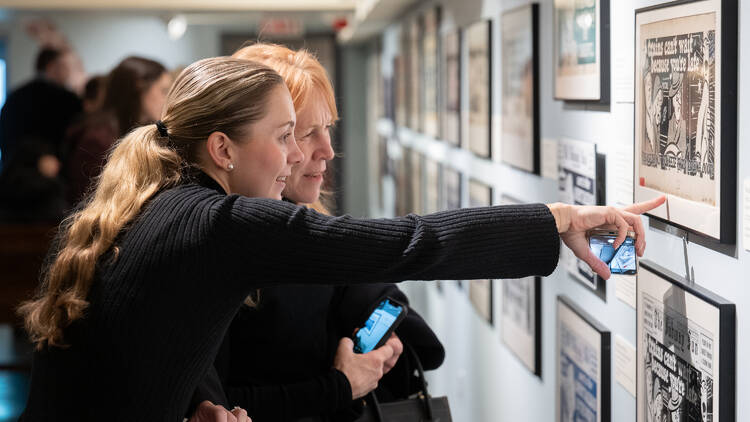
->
[155, 120, 169, 138]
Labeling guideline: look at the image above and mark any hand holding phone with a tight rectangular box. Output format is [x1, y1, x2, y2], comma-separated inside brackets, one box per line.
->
[352, 297, 407, 354]
[588, 229, 637, 275]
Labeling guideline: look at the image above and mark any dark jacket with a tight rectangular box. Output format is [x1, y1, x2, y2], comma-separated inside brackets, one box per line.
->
[0, 78, 82, 168]
[193, 281, 444, 422]
[20, 172, 560, 421]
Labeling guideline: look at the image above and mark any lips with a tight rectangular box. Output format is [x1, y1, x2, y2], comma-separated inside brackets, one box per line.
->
[276, 175, 289, 183]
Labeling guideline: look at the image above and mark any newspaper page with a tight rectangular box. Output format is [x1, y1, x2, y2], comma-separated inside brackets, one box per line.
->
[637, 266, 720, 421]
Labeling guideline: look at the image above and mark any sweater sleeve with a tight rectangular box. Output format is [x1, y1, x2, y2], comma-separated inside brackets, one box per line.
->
[223, 369, 352, 422]
[212, 198, 560, 289]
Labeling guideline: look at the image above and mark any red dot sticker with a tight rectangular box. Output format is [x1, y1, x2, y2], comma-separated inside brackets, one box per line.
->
[639, 177, 645, 186]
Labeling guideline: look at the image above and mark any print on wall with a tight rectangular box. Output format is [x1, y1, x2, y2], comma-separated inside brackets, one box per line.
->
[554, 0, 610, 103]
[637, 260, 735, 422]
[501, 4, 540, 174]
[634, 0, 738, 244]
[556, 295, 611, 422]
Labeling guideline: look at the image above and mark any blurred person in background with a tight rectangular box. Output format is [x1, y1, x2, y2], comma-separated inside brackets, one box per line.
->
[81, 75, 107, 114]
[0, 47, 82, 170]
[63, 56, 171, 204]
[0, 47, 82, 222]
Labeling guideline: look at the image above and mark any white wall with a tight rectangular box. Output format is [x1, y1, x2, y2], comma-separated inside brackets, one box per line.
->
[369, 0, 750, 421]
[0, 12, 222, 89]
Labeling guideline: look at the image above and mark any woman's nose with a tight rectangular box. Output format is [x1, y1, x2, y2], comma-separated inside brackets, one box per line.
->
[288, 138, 304, 164]
[314, 133, 335, 161]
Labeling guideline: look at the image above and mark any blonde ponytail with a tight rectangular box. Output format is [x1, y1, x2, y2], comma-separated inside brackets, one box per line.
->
[19, 126, 183, 348]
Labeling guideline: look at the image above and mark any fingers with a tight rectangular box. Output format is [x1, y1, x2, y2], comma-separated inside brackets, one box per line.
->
[385, 333, 404, 358]
[623, 196, 666, 215]
[338, 337, 354, 352]
[579, 248, 612, 281]
[612, 211, 630, 250]
[620, 210, 647, 256]
[231, 407, 250, 422]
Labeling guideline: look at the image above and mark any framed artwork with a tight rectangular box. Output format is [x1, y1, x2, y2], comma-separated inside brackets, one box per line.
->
[502, 276, 542, 377]
[441, 167, 462, 211]
[395, 147, 410, 216]
[441, 29, 461, 146]
[394, 56, 407, 127]
[634, 0, 738, 244]
[637, 260, 735, 422]
[553, 0, 610, 103]
[424, 159, 441, 214]
[467, 178, 493, 323]
[409, 17, 422, 131]
[501, 4, 540, 174]
[466, 20, 492, 158]
[558, 137, 607, 299]
[423, 7, 440, 138]
[409, 149, 424, 215]
[556, 295, 611, 422]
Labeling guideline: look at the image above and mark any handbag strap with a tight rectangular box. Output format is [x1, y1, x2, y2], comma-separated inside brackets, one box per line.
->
[365, 343, 436, 421]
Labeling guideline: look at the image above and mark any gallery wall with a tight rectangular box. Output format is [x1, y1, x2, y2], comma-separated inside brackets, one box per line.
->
[361, 0, 750, 421]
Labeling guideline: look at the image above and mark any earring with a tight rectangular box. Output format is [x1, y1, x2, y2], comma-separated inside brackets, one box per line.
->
[227, 163, 234, 171]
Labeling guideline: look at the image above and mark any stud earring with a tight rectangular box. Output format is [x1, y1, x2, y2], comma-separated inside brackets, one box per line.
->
[227, 163, 234, 171]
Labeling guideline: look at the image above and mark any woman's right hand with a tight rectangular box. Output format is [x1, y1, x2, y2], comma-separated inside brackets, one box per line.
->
[188, 401, 251, 422]
[333, 337, 396, 399]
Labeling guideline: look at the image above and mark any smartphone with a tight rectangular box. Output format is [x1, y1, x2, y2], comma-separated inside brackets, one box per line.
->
[588, 229, 637, 275]
[353, 297, 408, 354]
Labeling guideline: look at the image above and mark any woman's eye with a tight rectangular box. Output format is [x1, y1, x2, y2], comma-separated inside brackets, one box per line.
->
[282, 133, 292, 142]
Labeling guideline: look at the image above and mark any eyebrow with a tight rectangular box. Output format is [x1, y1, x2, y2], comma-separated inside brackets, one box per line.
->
[278, 120, 295, 129]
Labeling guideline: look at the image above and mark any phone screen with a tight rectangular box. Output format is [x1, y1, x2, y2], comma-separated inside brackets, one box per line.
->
[589, 235, 636, 275]
[353, 299, 404, 354]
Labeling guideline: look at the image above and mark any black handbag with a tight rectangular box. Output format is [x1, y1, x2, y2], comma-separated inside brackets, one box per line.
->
[355, 345, 452, 422]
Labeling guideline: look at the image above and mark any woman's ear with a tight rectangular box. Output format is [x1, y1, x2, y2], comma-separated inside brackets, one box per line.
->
[205, 131, 234, 170]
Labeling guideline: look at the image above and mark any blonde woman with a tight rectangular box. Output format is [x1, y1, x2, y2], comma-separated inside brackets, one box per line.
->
[19, 56, 662, 421]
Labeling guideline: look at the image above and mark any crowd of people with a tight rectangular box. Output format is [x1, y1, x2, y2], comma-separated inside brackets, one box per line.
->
[0, 47, 172, 222]
[1, 42, 663, 422]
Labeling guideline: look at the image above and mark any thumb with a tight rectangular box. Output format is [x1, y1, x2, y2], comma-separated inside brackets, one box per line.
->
[338, 337, 354, 352]
[577, 248, 612, 281]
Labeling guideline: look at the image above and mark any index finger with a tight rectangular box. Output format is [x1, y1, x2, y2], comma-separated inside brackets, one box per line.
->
[372, 342, 395, 361]
[623, 196, 666, 215]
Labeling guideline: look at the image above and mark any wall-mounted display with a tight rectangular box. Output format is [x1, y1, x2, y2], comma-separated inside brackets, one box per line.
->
[553, 0, 610, 103]
[441, 167, 461, 211]
[501, 4, 540, 174]
[425, 159, 441, 214]
[409, 17, 422, 131]
[637, 260, 735, 422]
[423, 7, 440, 138]
[634, 0, 738, 244]
[441, 29, 461, 146]
[502, 276, 542, 376]
[466, 20, 492, 158]
[395, 147, 410, 216]
[409, 149, 424, 215]
[468, 179, 493, 323]
[558, 137, 607, 298]
[556, 295, 611, 422]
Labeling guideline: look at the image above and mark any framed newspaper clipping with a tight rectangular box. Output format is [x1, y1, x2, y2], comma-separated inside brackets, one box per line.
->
[502, 276, 542, 377]
[637, 260, 735, 422]
[441, 29, 461, 146]
[466, 20, 492, 158]
[634, 0, 738, 244]
[468, 179, 493, 324]
[423, 7, 440, 138]
[501, 4, 540, 174]
[553, 0, 610, 103]
[556, 295, 611, 422]
[558, 137, 607, 299]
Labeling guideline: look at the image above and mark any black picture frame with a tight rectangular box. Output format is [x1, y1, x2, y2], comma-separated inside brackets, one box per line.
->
[556, 295, 611, 422]
[500, 3, 541, 174]
[553, 0, 610, 104]
[633, 0, 738, 245]
[636, 260, 736, 422]
[501, 276, 542, 377]
[465, 19, 492, 158]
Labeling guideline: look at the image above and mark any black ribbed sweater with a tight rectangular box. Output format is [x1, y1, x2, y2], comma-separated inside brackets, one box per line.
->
[20, 173, 560, 421]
